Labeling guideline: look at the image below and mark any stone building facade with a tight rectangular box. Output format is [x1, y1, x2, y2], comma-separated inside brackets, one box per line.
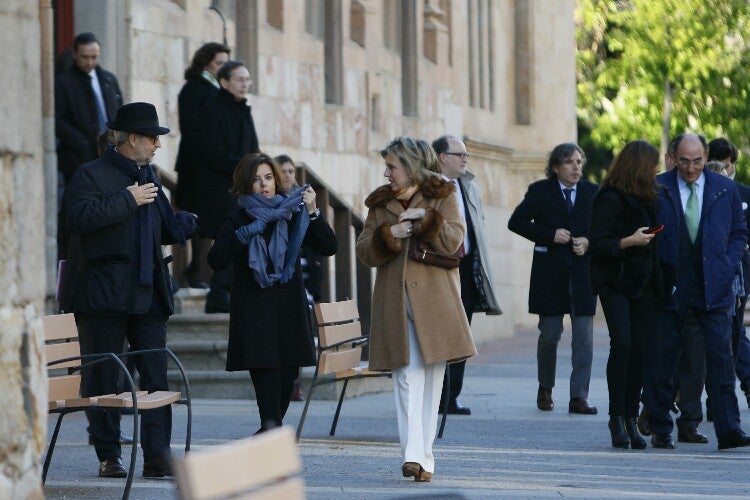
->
[2, 1, 576, 492]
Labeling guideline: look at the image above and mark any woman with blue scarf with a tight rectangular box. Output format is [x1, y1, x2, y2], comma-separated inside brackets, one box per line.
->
[208, 153, 337, 432]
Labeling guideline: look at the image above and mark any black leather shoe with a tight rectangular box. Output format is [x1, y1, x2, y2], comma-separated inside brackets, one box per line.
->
[608, 417, 629, 449]
[568, 398, 598, 415]
[717, 430, 750, 450]
[678, 427, 709, 443]
[625, 417, 647, 449]
[537, 386, 554, 411]
[143, 456, 172, 478]
[637, 408, 651, 436]
[99, 458, 127, 478]
[438, 401, 471, 415]
[651, 433, 675, 449]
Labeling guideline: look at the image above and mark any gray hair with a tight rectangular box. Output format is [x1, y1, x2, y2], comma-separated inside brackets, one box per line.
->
[112, 130, 130, 146]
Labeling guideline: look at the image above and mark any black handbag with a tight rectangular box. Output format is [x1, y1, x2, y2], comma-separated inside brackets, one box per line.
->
[409, 239, 464, 269]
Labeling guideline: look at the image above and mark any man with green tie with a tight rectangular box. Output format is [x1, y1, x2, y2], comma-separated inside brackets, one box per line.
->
[643, 133, 750, 450]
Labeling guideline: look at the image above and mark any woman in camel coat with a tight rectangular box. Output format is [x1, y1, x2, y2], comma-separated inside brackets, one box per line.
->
[356, 136, 476, 483]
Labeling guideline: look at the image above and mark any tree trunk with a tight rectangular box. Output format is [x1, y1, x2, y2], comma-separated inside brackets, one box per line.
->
[661, 80, 673, 169]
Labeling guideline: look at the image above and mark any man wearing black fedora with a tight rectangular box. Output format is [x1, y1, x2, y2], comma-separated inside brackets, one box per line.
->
[60, 102, 198, 479]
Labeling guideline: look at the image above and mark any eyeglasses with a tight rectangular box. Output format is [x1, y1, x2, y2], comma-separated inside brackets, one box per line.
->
[675, 158, 704, 168]
[444, 152, 469, 160]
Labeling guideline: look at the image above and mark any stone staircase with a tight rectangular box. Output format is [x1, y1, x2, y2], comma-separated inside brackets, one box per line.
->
[166, 288, 391, 400]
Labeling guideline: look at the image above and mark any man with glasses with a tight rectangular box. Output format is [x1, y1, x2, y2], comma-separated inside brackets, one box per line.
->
[432, 135, 502, 415]
[508, 143, 599, 415]
[197, 60, 259, 313]
[643, 133, 750, 449]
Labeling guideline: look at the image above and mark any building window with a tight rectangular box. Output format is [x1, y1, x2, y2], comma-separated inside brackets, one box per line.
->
[467, 0, 495, 111]
[267, 0, 283, 30]
[383, 0, 402, 52]
[306, 0, 325, 40]
[401, 0, 418, 117]
[350, 0, 366, 48]
[324, 0, 343, 104]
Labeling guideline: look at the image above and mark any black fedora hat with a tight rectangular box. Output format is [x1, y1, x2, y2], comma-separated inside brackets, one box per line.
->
[107, 102, 170, 136]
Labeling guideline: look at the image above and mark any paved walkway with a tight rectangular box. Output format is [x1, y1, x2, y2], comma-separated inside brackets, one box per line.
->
[44, 322, 750, 499]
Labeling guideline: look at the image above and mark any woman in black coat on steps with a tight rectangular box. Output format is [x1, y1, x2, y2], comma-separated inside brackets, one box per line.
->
[208, 153, 337, 432]
[589, 140, 662, 450]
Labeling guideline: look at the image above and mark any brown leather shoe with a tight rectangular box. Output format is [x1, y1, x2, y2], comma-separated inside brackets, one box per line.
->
[568, 398, 598, 415]
[678, 427, 709, 444]
[401, 462, 432, 482]
[537, 386, 554, 411]
[99, 458, 127, 478]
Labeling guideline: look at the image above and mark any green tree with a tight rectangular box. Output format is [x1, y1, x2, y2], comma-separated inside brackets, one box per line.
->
[576, 0, 750, 182]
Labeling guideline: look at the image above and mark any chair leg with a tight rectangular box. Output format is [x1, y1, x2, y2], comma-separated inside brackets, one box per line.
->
[122, 407, 140, 500]
[438, 366, 450, 439]
[330, 379, 349, 436]
[296, 381, 318, 441]
[42, 413, 66, 484]
[184, 397, 192, 453]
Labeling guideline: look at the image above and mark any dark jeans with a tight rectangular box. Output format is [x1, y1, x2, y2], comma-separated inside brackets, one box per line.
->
[600, 288, 654, 417]
[76, 297, 171, 462]
[249, 367, 299, 431]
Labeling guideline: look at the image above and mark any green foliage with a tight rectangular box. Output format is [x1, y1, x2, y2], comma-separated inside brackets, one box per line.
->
[576, 0, 750, 182]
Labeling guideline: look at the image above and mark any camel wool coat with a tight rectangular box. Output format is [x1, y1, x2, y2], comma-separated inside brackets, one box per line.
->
[356, 177, 477, 371]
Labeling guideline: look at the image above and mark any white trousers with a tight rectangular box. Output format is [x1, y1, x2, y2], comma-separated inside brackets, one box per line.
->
[393, 295, 446, 473]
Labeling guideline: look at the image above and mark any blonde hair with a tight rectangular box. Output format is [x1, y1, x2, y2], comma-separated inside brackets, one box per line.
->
[380, 136, 441, 183]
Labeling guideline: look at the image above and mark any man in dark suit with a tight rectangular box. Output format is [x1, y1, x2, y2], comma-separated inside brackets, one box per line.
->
[197, 60, 259, 313]
[508, 143, 599, 415]
[432, 135, 503, 415]
[55, 32, 122, 184]
[708, 137, 750, 409]
[643, 133, 750, 450]
[61, 102, 197, 477]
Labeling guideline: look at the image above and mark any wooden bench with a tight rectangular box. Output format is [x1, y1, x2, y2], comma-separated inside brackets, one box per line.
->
[296, 299, 391, 440]
[43, 313, 192, 500]
[173, 426, 305, 499]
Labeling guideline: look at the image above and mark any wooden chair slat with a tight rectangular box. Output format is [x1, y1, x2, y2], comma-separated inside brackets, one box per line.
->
[45, 341, 81, 369]
[42, 313, 78, 341]
[319, 347, 363, 375]
[314, 299, 358, 325]
[174, 427, 302, 500]
[48, 375, 81, 401]
[318, 322, 363, 348]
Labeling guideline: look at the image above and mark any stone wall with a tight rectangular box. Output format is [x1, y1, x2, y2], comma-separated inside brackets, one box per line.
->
[0, 1, 48, 497]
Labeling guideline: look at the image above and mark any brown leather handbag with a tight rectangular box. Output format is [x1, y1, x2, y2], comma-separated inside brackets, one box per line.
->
[409, 239, 464, 269]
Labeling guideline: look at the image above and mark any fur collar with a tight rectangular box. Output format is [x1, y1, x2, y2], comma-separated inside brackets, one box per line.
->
[365, 176, 454, 208]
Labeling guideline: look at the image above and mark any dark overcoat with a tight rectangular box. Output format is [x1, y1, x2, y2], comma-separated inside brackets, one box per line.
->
[734, 180, 750, 291]
[174, 75, 219, 212]
[207, 209, 337, 370]
[60, 148, 181, 315]
[589, 186, 660, 298]
[197, 89, 259, 237]
[355, 178, 477, 371]
[55, 64, 122, 181]
[508, 177, 598, 316]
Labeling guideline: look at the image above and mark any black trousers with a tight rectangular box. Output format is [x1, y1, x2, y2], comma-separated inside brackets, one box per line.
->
[249, 367, 299, 431]
[441, 254, 478, 404]
[599, 288, 654, 417]
[76, 297, 171, 462]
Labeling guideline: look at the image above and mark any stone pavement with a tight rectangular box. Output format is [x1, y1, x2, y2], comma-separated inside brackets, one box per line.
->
[43, 322, 750, 499]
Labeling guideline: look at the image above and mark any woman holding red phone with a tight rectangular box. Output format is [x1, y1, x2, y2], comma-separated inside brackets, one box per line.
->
[590, 140, 662, 449]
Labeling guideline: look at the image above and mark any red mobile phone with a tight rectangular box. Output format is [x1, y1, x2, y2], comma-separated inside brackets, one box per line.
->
[644, 224, 664, 235]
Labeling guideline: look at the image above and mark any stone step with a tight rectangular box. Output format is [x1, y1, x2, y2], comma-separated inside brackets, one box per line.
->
[173, 287, 208, 314]
[168, 339, 228, 371]
[167, 313, 229, 341]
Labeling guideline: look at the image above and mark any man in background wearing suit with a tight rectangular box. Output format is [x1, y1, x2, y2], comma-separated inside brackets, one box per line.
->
[432, 135, 503, 415]
[508, 143, 599, 415]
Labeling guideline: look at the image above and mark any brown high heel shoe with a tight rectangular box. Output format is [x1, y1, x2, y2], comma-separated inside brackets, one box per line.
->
[402, 462, 431, 482]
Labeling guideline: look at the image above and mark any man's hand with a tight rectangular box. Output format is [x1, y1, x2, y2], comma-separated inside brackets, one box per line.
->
[127, 182, 158, 206]
[554, 228, 571, 244]
[572, 236, 589, 256]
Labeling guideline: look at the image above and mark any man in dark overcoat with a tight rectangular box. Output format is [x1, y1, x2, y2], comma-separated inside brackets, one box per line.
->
[197, 60, 259, 312]
[60, 102, 197, 478]
[55, 32, 122, 184]
[508, 143, 599, 415]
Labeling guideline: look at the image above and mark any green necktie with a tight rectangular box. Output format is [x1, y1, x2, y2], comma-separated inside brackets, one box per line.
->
[685, 182, 699, 242]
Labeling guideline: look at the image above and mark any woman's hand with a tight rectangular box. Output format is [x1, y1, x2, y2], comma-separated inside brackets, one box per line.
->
[302, 186, 317, 213]
[620, 227, 655, 249]
[399, 208, 426, 222]
[391, 220, 414, 239]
